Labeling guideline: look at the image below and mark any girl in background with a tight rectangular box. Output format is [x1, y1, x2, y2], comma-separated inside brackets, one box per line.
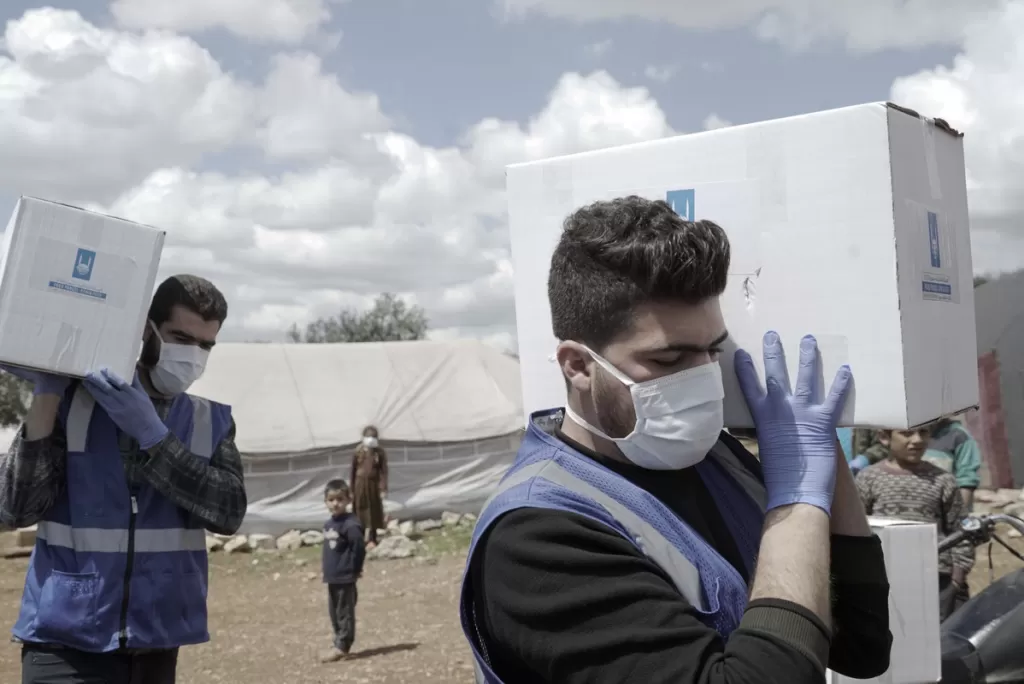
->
[350, 425, 388, 548]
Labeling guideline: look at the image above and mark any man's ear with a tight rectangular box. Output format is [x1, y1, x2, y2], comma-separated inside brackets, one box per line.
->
[876, 430, 891, 447]
[557, 341, 593, 394]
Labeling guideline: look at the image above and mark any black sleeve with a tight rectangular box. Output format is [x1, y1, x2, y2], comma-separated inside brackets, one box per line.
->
[827, 534, 892, 678]
[474, 507, 830, 684]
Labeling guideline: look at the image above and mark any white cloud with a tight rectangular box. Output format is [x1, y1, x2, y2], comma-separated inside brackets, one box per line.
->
[0, 7, 255, 202]
[0, 9, 676, 344]
[257, 53, 392, 163]
[643, 64, 677, 82]
[702, 113, 732, 130]
[498, 0, 1007, 51]
[110, 0, 343, 44]
[10, 2, 1024, 353]
[890, 0, 1024, 275]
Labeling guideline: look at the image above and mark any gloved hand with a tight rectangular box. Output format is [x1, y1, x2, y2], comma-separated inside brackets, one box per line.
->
[83, 368, 168, 449]
[0, 364, 69, 397]
[848, 454, 871, 475]
[735, 332, 853, 515]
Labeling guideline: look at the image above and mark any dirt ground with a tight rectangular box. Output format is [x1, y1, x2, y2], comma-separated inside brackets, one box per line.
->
[0, 528, 478, 684]
[0, 524, 1020, 683]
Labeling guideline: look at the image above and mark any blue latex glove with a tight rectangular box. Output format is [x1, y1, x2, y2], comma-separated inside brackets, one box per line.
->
[0, 364, 69, 397]
[83, 368, 168, 449]
[849, 454, 870, 475]
[735, 332, 853, 515]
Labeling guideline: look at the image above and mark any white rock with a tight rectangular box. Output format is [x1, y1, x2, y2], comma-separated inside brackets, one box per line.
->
[276, 530, 303, 551]
[248, 534, 276, 551]
[368, 534, 417, 560]
[441, 512, 462, 527]
[205, 536, 224, 553]
[387, 518, 400, 531]
[398, 521, 415, 536]
[416, 519, 443, 533]
[301, 530, 324, 546]
[224, 535, 250, 554]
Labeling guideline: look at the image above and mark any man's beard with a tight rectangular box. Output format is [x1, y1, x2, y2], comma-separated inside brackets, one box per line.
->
[591, 369, 636, 439]
[139, 330, 160, 369]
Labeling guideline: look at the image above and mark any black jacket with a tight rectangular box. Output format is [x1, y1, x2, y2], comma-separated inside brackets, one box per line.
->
[469, 430, 893, 684]
[322, 513, 365, 584]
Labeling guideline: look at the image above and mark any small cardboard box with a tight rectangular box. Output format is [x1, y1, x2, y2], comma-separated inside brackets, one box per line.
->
[0, 197, 165, 380]
[831, 518, 941, 684]
[508, 102, 978, 429]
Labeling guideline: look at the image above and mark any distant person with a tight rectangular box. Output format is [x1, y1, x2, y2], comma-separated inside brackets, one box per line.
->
[351, 425, 388, 548]
[856, 427, 975, 621]
[924, 418, 982, 511]
[0, 275, 246, 684]
[320, 479, 365, 663]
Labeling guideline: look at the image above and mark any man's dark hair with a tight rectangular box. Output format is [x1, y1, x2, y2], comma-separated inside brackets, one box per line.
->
[548, 196, 730, 349]
[148, 274, 228, 326]
[325, 479, 351, 498]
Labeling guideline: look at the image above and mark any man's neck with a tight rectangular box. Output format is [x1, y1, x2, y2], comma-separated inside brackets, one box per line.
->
[560, 399, 631, 465]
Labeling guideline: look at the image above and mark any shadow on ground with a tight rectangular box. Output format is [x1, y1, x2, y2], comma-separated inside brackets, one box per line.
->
[349, 642, 419, 661]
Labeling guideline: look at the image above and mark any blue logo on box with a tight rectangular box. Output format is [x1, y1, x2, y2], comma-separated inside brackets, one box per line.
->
[927, 211, 941, 268]
[666, 189, 695, 221]
[72, 248, 96, 282]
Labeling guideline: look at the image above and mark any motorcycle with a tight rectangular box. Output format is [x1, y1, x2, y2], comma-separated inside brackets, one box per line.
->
[939, 513, 1024, 683]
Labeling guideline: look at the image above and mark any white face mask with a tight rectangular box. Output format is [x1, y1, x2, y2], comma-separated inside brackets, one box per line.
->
[563, 346, 725, 470]
[147, 322, 210, 396]
[362, 436, 379, 448]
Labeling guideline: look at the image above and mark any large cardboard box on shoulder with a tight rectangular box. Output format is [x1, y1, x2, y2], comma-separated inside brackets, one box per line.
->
[508, 102, 978, 429]
[0, 197, 165, 381]
[829, 517, 941, 684]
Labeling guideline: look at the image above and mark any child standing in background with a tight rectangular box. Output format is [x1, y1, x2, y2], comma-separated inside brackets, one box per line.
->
[855, 427, 975, 621]
[320, 479, 366, 663]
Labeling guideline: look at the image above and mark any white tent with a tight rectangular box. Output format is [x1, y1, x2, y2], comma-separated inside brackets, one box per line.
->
[190, 340, 525, 534]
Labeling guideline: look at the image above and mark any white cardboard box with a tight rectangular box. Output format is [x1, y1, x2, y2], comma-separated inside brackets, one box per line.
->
[830, 517, 941, 684]
[508, 102, 978, 429]
[0, 197, 165, 380]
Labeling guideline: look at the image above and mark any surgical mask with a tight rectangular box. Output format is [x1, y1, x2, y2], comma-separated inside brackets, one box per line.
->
[147, 321, 209, 396]
[362, 436, 379, 448]
[564, 346, 725, 470]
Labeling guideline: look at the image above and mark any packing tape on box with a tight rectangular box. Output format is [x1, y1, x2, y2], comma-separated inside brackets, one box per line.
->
[921, 117, 942, 201]
[47, 321, 82, 374]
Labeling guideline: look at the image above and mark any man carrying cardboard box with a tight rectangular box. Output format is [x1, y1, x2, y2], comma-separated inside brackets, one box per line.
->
[460, 197, 892, 684]
[0, 275, 246, 684]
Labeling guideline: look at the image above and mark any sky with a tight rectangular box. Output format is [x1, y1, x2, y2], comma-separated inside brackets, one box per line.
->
[1, 0, 1022, 350]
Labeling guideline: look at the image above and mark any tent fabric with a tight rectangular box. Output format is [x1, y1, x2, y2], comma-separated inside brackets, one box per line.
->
[187, 340, 526, 531]
[189, 339, 525, 452]
[237, 433, 522, 536]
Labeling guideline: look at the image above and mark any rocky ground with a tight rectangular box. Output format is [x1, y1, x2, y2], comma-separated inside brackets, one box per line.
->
[0, 503, 1021, 682]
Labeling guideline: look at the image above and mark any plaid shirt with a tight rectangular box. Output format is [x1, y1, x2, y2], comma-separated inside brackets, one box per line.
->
[0, 395, 247, 536]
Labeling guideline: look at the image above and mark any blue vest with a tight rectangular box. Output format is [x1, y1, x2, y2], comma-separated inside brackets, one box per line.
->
[459, 409, 767, 683]
[13, 383, 232, 652]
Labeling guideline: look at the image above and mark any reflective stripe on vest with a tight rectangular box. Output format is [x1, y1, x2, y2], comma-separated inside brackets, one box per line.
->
[36, 523, 207, 553]
[38, 385, 216, 554]
[481, 457, 708, 608]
